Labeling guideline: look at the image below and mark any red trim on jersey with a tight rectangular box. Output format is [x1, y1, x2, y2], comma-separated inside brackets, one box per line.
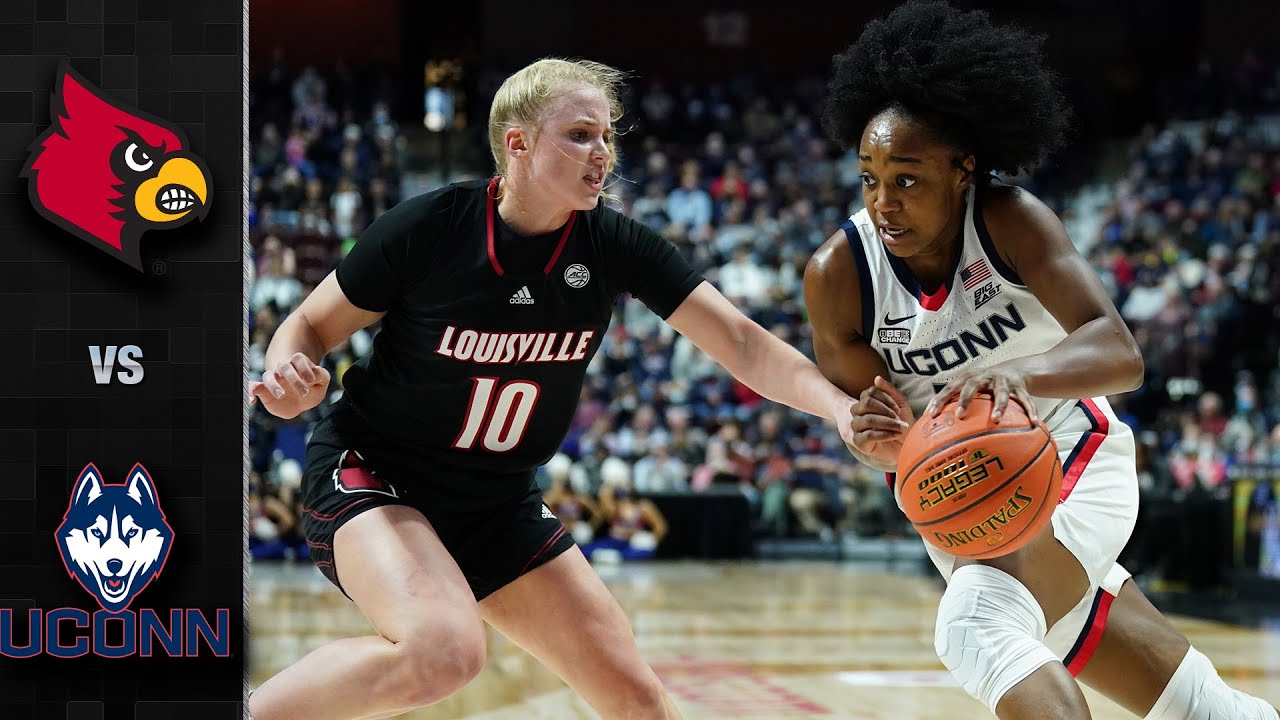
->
[486, 176, 578, 277]
[1059, 398, 1109, 503]
[544, 213, 576, 274]
[919, 284, 948, 311]
[486, 177, 504, 277]
[1065, 590, 1115, 676]
[521, 525, 568, 575]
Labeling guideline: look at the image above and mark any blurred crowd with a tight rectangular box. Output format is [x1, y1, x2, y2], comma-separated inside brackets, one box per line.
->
[246, 53, 1280, 578]
[1094, 111, 1280, 491]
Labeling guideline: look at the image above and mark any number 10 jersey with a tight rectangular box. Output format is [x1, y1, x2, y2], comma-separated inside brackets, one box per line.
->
[328, 179, 703, 480]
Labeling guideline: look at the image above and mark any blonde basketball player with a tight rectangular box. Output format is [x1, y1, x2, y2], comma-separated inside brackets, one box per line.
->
[248, 57, 862, 720]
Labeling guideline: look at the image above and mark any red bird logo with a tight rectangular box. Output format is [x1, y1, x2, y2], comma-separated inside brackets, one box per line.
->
[21, 63, 213, 271]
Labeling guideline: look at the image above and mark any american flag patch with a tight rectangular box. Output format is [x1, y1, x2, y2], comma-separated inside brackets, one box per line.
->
[960, 258, 992, 290]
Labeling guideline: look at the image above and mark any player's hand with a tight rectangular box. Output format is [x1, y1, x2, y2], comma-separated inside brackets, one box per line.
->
[846, 376, 916, 467]
[247, 352, 331, 420]
[924, 366, 1038, 424]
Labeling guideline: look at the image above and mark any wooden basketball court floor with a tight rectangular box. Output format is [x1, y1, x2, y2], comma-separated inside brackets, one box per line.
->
[248, 558, 1280, 719]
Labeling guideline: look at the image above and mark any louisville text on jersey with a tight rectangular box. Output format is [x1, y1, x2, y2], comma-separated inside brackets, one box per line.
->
[435, 326, 596, 364]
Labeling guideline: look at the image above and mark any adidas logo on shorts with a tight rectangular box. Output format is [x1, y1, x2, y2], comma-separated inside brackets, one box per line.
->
[541, 505, 555, 519]
[510, 286, 534, 305]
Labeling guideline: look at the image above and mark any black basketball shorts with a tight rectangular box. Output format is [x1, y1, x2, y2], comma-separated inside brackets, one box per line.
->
[299, 411, 575, 601]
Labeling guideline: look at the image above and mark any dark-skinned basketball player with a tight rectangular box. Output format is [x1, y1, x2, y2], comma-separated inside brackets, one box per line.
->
[246, 58, 861, 720]
[804, 2, 1278, 719]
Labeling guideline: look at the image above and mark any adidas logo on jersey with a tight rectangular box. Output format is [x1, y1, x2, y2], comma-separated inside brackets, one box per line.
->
[509, 286, 534, 305]
[541, 505, 555, 519]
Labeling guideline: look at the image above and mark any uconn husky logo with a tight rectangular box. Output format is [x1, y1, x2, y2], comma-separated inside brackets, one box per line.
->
[0, 464, 229, 658]
[55, 463, 173, 612]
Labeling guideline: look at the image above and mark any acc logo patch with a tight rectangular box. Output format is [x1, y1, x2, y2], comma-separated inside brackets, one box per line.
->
[564, 263, 590, 288]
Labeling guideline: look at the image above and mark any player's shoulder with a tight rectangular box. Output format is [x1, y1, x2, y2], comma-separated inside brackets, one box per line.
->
[805, 210, 866, 289]
[381, 178, 486, 230]
[581, 202, 669, 256]
[583, 200, 635, 234]
[978, 183, 1062, 238]
[348, 180, 491, 274]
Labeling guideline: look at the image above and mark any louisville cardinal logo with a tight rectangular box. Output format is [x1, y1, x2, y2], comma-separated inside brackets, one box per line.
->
[21, 62, 212, 271]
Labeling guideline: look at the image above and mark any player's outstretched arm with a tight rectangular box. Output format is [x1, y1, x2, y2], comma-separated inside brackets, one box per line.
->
[665, 281, 859, 447]
[248, 271, 386, 420]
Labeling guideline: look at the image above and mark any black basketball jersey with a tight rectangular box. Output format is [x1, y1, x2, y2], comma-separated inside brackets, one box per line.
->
[333, 178, 704, 476]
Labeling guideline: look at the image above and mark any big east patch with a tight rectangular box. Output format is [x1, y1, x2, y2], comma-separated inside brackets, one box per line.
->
[21, 63, 212, 270]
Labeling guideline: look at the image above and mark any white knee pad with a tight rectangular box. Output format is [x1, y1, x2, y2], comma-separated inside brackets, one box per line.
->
[1144, 646, 1278, 720]
[934, 564, 1061, 712]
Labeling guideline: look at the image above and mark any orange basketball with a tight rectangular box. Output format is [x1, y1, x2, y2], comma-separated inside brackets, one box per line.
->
[897, 392, 1062, 560]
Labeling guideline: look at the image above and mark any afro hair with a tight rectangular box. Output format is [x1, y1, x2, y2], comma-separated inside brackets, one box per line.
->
[822, 0, 1072, 181]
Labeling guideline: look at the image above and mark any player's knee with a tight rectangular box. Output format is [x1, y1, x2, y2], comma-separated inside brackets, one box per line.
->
[933, 564, 1061, 712]
[393, 615, 487, 707]
[1144, 646, 1279, 720]
[610, 669, 667, 716]
[434, 626, 488, 689]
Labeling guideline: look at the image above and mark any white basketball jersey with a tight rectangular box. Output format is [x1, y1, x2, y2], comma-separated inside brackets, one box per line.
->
[846, 188, 1141, 622]
[844, 185, 1087, 429]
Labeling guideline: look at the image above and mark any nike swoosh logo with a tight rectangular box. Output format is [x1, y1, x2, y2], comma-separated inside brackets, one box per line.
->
[883, 313, 916, 326]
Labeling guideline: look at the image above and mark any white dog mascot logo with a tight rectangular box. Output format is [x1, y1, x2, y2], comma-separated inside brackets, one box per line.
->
[55, 463, 174, 613]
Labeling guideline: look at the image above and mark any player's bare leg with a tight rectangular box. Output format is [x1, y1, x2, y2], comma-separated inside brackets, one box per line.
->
[481, 545, 681, 719]
[249, 506, 486, 720]
[1077, 578, 1279, 719]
